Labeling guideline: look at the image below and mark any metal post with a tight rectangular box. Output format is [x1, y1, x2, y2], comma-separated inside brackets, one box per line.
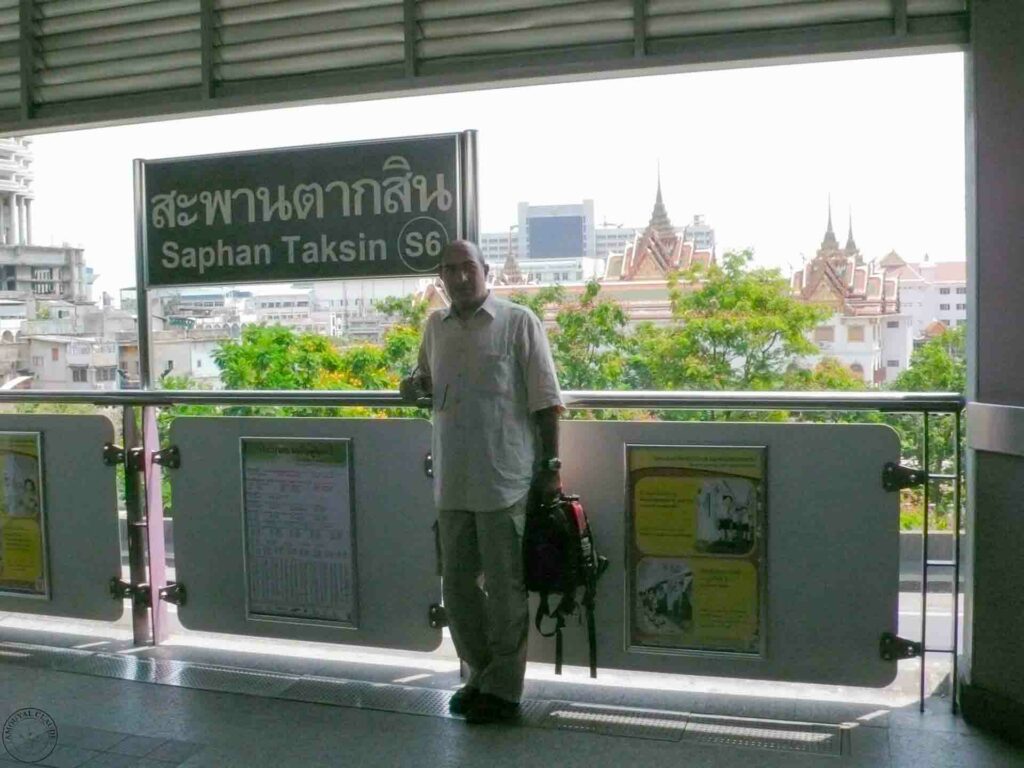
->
[459, 130, 478, 243]
[123, 405, 152, 645]
[143, 406, 168, 644]
[952, 408, 962, 714]
[133, 160, 152, 389]
[919, 410, 930, 712]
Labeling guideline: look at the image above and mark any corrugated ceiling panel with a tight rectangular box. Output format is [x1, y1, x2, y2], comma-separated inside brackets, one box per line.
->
[417, 0, 634, 61]
[0, 0, 18, 109]
[215, 0, 404, 84]
[35, 0, 201, 105]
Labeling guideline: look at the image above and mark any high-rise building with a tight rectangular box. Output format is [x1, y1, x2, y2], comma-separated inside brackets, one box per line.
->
[0, 137, 93, 304]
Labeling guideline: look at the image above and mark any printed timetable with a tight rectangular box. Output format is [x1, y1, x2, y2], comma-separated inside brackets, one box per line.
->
[241, 438, 356, 626]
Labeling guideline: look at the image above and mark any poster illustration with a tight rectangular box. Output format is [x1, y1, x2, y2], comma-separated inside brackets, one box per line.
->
[0, 433, 48, 597]
[627, 445, 764, 654]
[242, 438, 357, 626]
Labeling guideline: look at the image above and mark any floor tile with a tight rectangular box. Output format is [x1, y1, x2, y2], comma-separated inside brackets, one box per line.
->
[143, 740, 202, 763]
[109, 736, 165, 758]
[39, 746, 101, 768]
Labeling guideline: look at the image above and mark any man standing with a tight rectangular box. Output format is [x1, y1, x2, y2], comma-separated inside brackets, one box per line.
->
[401, 240, 563, 725]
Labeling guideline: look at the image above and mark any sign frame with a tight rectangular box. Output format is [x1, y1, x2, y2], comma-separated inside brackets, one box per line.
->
[133, 130, 478, 388]
[624, 444, 768, 659]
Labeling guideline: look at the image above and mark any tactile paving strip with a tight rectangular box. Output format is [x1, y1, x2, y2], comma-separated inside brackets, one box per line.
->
[681, 715, 842, 755]
[543, 702, 689, 742]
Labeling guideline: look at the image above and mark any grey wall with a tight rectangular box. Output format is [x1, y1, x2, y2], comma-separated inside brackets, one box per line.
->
[966, 0, 1024, 725]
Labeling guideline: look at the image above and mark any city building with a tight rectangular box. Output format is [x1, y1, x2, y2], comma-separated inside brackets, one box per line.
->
[879, 252, 967, 336]
[791, 205, 913, 383]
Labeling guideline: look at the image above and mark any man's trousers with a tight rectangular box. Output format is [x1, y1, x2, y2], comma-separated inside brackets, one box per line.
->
[438, 495, 529, 703]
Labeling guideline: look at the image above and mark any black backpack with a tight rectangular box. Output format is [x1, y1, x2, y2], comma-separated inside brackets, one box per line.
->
[523, 492, 609, 677]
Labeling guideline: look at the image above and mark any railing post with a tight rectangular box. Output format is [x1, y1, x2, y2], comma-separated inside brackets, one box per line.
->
[919, 410, 930, 712]
[143, 406, 168, 643]
[123, 405, 152, 645]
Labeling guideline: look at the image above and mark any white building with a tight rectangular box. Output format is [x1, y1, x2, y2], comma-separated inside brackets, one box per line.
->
[26, 336, 119, 390]
[792, 209, 913, 383]
[879, 253, 967, 336]
[151, 329, 228, 386]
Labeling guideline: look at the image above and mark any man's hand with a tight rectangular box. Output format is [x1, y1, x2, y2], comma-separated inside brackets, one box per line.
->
[399, 371, 431, 405]
[532, 468, 561, 504]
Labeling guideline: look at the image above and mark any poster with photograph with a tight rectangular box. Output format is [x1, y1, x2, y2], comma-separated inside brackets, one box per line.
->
[0, 433, 47, 597]
[627, 445, 765, 654]
[242, 438, 357, 626]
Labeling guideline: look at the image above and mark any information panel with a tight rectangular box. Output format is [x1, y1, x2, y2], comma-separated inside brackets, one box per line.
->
[0, 415, 121, 621]
[0, 432, 48, 598]
[170, 418, 439, 651]
[527, 421, 901, 687]
[627, 445, 765, 656]
[141, 132, 468, 287]
[241, 438, 356, 626]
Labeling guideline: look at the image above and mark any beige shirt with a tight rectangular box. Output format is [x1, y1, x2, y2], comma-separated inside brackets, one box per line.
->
[419, 292, 562, 511]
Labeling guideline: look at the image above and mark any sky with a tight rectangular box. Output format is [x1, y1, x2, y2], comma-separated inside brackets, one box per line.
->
[28, 51, 965, 300]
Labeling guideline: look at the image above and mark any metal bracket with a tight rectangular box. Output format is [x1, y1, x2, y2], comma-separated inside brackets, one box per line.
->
[159, 582, 186, 606]
[424, 453, 433, 478]
[108, 578, 151, 607]
[429, 603, 447, 628]
[152, 445, 180, 469]
[126, 446, 146, 472]
[882, 462, 927, 491]
[102, 443, 124, 466]
[880, 632, 922, 661]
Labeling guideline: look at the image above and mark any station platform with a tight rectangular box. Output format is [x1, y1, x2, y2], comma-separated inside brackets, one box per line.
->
[1, 612, 1020, 767]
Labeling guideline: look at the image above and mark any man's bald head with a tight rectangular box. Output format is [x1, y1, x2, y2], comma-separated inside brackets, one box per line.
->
[441, 239, 487, 271]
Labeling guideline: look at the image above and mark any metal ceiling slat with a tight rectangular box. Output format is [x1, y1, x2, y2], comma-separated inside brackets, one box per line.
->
[40, 30, 198, 66]
[219, 24, 402, 64]
[418, 0, 585, 20]
[35, 0, 168, 19]
[907, 0, 964, 12]
[35, 66, 197, 102]
[420, 1, 632, 39]
[39, 0, 197, 35]
[216, 42, 401, 79]
[38, 50, 199, 85]
[218, 0, 398, 26]
[41, 15, 199, 49]
[0, 7, 17, 26]
[647, 0, 893, 38]
[419, 19, 634, 59]
[0, 72, 17, 89]
[218, 6, 402, 45]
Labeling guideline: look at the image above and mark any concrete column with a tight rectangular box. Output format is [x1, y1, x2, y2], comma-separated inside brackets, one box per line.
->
[2, 195, 10, 245]
[962, 0, 1024, 743]
[16, 196, 25, 245]
[24, 198, 31, 245]
[8, 194, 18, 246]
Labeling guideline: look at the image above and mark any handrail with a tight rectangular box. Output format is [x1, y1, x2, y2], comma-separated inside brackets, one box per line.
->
[0, 389, 965, 412]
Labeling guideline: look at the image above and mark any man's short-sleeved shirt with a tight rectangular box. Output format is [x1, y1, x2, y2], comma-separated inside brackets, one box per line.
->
[419, 292, 562, 511]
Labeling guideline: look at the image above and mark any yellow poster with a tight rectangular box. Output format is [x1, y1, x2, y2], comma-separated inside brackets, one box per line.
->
[628, 445, 764, 655]
[0, 432, 47, 597]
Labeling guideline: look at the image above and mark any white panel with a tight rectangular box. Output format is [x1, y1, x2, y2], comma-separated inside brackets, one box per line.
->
[0, 415, 122, 622]
[528, 421, 901, 687]
[169, 417, 442, 652]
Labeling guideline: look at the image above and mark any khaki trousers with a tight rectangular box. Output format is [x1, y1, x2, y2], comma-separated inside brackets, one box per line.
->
[438, 495, 529, 703]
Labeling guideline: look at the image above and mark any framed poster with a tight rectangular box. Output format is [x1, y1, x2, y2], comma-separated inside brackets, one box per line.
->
[626, 445, 766, 656]
[0, 432, 48, 598]
[241, 438, 357, 627]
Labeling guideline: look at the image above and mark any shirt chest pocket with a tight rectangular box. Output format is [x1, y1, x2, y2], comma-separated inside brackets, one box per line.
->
[472, 352, 515, 396]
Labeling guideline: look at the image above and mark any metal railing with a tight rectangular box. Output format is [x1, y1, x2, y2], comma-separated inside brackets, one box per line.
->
[0, 388, 966, 712]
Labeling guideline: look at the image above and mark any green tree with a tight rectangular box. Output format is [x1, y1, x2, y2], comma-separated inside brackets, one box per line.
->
[214, 325, 345, 390]
[631, 250, 829, 392]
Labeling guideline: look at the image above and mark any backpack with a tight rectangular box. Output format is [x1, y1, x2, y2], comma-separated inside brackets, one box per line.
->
[523, 492, 609, 677]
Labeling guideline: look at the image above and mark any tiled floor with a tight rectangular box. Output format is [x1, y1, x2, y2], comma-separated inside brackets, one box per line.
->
[0, 620, 1021, 768]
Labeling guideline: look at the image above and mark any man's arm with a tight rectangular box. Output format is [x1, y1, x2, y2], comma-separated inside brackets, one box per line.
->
[532, 405, 561, 499]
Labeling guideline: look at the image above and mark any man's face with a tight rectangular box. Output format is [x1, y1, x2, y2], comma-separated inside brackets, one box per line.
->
[440, 242, 488, 311]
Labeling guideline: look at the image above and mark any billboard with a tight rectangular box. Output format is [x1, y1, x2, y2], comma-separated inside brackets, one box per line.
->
[139, 132, 474, 287]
